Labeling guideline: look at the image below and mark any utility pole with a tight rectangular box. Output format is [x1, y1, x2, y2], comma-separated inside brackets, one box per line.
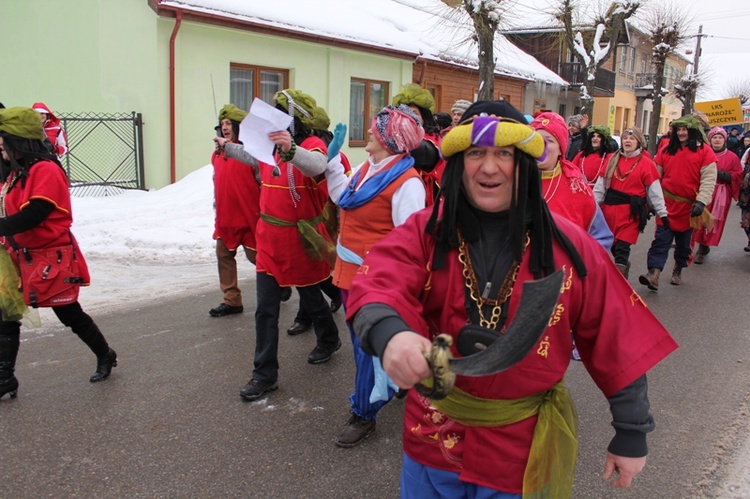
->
[684, 25, 703, 115]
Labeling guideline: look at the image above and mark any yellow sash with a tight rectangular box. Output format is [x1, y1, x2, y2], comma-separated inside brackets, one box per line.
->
[429, 382, 578, 498]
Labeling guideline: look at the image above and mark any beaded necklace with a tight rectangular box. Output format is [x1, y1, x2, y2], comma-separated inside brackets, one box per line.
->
[457, 230, 530, 329]
[582, 153, 607, 184]
[614, 155, 640, 182]
[541, 162, 562, 202]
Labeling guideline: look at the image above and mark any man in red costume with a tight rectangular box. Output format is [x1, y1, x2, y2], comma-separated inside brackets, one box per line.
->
[217, 90, 340, 401]
[209, 104, 261, 318]
[345, 100, 678, 497]
[640, 115, 716, 289]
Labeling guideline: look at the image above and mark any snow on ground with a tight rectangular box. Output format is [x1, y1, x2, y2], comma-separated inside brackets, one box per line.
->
[66, 164, 251, 316]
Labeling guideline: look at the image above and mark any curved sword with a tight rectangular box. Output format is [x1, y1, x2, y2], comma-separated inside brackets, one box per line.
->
[415, 269, 564, 400]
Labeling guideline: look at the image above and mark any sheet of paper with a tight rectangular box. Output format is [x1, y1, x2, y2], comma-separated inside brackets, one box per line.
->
[239, 98, 293, 165]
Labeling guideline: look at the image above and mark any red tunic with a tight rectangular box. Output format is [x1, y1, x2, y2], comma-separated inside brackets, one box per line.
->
[541, 165, 596, 232]
[600, 154, 661, 244]
[572, 151, 612, 186]
[346, 209, 677, 493]
[692, 149, 743, 247]
[2, 160, 90, 284]
[655, 145, 717, 232]
[211, 148, 260, 251]
[255, 136, 333, 287]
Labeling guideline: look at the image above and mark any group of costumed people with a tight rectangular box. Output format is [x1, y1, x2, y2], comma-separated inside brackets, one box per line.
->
[210, 89, 711, 495]
[5, 87, 725, 495]
[211, 89, 680, 495]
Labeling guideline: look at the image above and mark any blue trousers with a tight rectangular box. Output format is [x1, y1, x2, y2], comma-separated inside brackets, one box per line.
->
[401, 454, 521, 499]
[646, 224, 694, 270]
[342, 289, 395, 420]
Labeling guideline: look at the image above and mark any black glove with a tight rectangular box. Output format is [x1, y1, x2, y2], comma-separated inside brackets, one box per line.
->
[690, 201, 706, 217]
[717, 170, 731, 184]
[660, 216, 670, 230]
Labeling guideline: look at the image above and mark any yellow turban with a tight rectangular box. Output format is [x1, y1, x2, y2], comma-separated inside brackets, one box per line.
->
[441, 116, 547, 160]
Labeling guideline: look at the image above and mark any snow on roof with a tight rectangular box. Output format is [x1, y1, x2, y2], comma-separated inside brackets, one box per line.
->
[159, 0, 568, 86]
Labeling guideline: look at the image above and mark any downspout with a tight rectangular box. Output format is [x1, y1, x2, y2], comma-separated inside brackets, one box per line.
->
[416, 56, 427, 86]
[169, 10, 182, 184]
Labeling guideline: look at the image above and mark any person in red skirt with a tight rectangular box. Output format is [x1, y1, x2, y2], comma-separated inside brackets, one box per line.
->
[593, 127, 667, 277]
[692, 127, 743, 264]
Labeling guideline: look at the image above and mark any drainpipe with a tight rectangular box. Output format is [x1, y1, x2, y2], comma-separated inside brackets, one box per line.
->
[416, 56, 427, 86]
[169, 10, 182, 184]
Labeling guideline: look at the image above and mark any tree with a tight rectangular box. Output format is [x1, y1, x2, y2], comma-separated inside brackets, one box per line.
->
[722, 77, 750, 105]
[675, 66, 701, 115]
[460, 0, 505, 100]
[556, 0, 639, 116]
[642, 4, 690, 156]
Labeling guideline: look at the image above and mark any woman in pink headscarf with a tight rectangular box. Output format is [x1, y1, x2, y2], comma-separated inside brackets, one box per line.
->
[692, 127, 743, 263]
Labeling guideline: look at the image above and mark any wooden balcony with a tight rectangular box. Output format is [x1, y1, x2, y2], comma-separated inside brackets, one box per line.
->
[561, 62, 616, 97]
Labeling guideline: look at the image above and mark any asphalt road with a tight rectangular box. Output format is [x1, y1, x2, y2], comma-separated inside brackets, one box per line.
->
[1, 207, 749, 498]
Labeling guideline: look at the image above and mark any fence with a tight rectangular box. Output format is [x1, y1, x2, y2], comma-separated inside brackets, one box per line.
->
[58, 112, 145, 197]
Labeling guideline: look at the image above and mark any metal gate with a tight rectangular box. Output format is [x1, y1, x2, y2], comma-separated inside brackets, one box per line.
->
[58, 112, 145, 197]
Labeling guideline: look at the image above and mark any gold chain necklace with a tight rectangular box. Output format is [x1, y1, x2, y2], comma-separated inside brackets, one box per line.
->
[457, 231, 530, 329]
[614, 156, 640, 182]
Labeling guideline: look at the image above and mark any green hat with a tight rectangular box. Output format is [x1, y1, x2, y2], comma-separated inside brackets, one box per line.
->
[218, 104, 247, 123]
[274, 89, 317, 131]
[392, 83, 435, 113]
[671, 115, 708, 143]
[587, 125, 612, 142]
[312, 106, 330, 131]
[0, 107, 46, 141]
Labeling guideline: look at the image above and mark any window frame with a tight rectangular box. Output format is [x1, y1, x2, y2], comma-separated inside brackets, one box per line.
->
[349, 78, 390, 147]
[229, 63, 290, 111]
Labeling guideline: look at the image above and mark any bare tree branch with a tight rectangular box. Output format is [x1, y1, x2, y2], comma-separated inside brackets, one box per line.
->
[555, 0, 640, 116]
[640, 2, 692, 155]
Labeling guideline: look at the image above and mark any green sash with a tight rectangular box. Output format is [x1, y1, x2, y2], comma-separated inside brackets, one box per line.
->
[429, 382, 578, 498]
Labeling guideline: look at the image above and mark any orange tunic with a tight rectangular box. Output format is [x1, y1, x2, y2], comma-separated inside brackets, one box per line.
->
[333, 156, 420, 289]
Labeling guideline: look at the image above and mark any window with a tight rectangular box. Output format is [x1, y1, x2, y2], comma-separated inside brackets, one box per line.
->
[619, 47, 627, 73]
[229, 64, 289, 112]
[628, 47, 636, 75]
[559, 104, 567, 117]
[349, 78, 389, 146]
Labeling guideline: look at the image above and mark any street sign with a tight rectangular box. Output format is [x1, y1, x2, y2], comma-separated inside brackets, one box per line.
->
[694, 98, 743, 126]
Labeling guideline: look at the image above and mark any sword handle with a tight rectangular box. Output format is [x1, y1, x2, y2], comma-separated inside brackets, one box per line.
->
[414, 334, 456, 401]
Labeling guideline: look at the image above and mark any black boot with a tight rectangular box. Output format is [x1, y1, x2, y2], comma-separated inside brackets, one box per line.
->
[53, 305, 117, 383]
[0, 322, 20, 400]
[75, 323, 117, 382]
[90, 348, 117, 383]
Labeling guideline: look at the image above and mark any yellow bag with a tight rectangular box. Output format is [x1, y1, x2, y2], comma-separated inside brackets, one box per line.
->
[0, 249, 28, 321]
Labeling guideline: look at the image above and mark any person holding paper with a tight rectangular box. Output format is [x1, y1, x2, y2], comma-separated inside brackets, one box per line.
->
[208, 104, 261, 318]
[287, 104, 426, 448]
[215, 90, 341, 402]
